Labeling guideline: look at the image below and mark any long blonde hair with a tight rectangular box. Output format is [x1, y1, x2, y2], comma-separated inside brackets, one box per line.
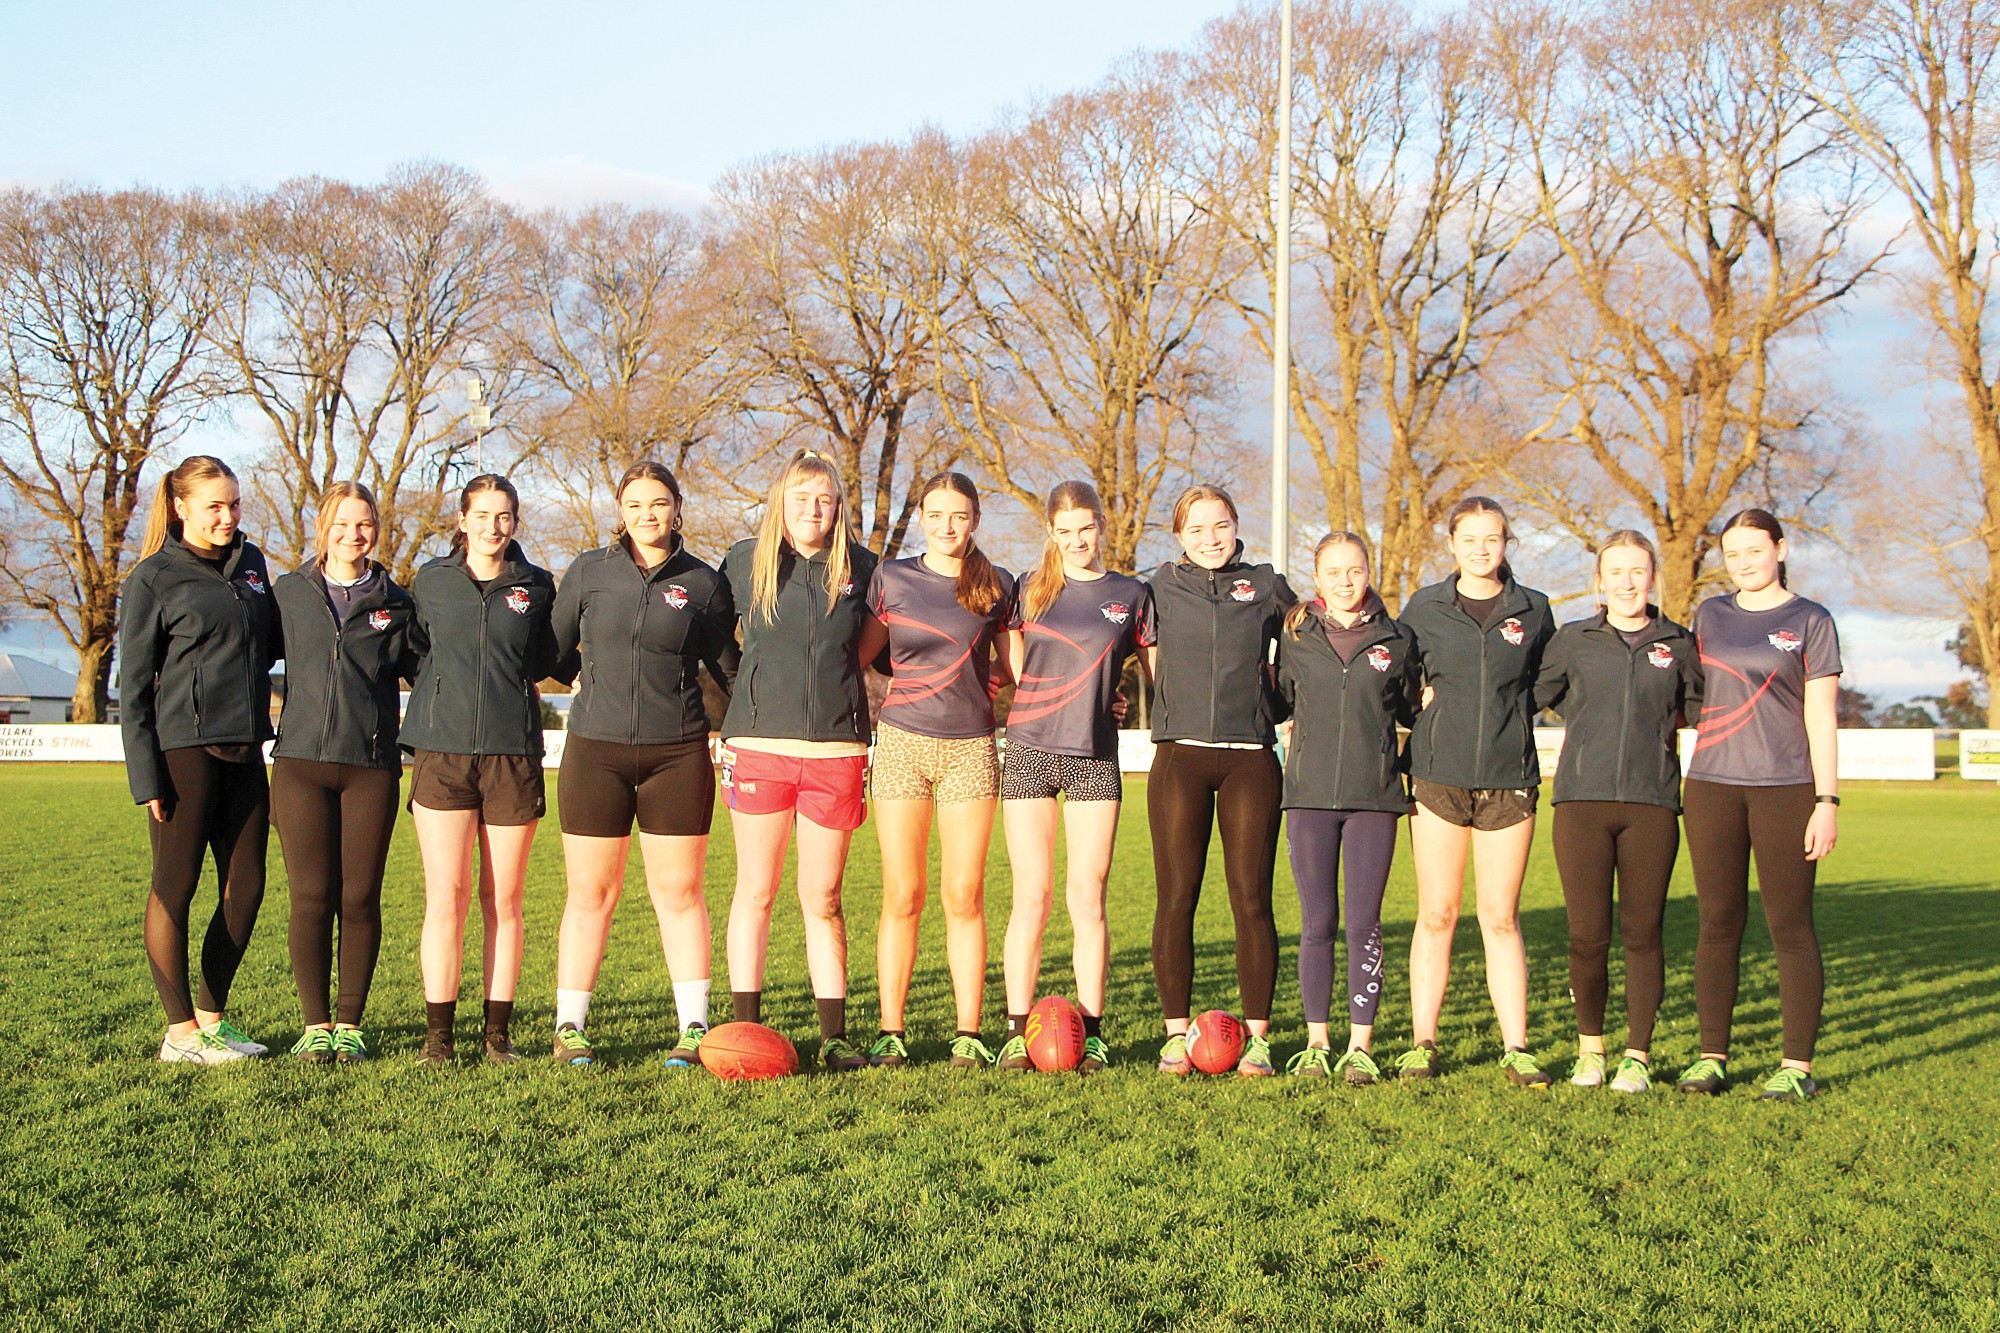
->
[314, 481, 379, 560]
[1285, 531, 1372, 638]
[141, 455, 238, 558]
[1021, 480, 1106, 622]
[751, 449, 854, 624]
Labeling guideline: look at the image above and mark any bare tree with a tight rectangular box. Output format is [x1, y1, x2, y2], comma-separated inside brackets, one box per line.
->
[0, 186, 225, 722]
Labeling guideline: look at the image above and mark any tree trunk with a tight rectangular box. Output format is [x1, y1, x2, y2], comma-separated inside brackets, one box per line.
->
[71, 636, 114, 725]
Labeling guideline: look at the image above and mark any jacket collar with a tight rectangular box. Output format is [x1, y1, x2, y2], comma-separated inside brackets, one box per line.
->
[1172, 540, 1249, 575]
[166, 524, 247, 578]
[619, 534, 688, 582]
[443, 540, 532, 587]
[1420, 573, 1533, 627]
[1582, 605, 1680, 647]
[1304, 592, 1400, 652]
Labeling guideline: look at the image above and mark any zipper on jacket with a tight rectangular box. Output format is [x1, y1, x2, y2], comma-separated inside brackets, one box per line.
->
[1207, 568, 1220, 742]
[320, 590, 341, 760]
[1616, 631, 1635, 804]
[631, 560, 647, 741]
[804, 559, 818, 738]
[193, 665, 204, 734]
[1476, 619, 1490, 780]
[475, 578, 489, 754]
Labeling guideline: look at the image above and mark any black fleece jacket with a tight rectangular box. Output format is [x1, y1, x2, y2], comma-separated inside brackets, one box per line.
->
[552, 538, 739, 746]
[1274, 594, 1418, 813]
[719, 538, 880, 744]
[1535, 608, 1704, 811]
[399, 543, 559, 757]
[119, 528, 282, 805]
[271, 562, 419, 770]
[1401, 574, 1556, 790]
[1146, 545, 1296, 746]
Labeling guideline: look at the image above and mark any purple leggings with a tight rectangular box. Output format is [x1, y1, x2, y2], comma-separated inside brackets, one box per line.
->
[1285, 808, 1400, 1026]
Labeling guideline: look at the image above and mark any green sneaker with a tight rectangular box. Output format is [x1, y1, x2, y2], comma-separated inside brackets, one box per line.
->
[291, 1028, 337, 1065]
[1757, 1068, 1820, 1103]
[332, 1028, 368, 1064]
[204, 1019, 268, 1057]
[1157, 1033, 1192, 1075]
[1236, 1032, 1276, 1077]
[1609, 1056, 1652, 1094]
[950, 1035, 995, 1069]
[819, 1035, 867, 1072]
[552, 1023, 594, 1067]
[1395, 1043, 1440, 1080]
[868, 1033, 910, 1068]
[159, 1028, 249, 1064]
[1078, 1036, 1111, 1076]
[1570, 1050, 1608, 1088]
[1675, 1056, 1728, 1095]
[1500, 1048, 1552, 1088]
[663, 1023, 706, 1070]
[1335, 1048, 1382, 1086]
[1286, 1046, 1333, 1078]
[995, 1035, 1033, 1072]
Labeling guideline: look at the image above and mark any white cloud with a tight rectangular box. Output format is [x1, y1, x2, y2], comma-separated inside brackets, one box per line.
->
[1826, 607, 1964, 701]
[479, 155, 711, 214]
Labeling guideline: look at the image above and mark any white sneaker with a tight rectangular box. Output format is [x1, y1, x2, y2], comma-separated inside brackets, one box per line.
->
[1609, 1056, 1653, 1094]
[201, 1019, 268, 1057]
[159, 1029, 251, 1064]
[1570, 1050, 1607, 1087]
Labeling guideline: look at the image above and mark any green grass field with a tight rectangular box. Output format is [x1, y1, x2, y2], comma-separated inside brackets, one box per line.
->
[2, 766, 1997, 1331]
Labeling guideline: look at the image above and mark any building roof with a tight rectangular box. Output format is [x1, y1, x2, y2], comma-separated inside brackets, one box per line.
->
[0, 652, 79, 700]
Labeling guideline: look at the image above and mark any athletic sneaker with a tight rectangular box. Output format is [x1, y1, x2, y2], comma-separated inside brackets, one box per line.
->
[950, 1035, 996, 1069]
[1335, 1048, 1382, 1087]
[332, 1028, 369, 1064]
[203, 1019, 268, 1057]
[1609, 1056, 1652, 1094]
[1757, 1068, 1820, 1103]
[819, 1036, 867, 1072]
[417, 1034, 455, 1066]
[1500, 1048, 1552, 1088]
[1236, 1033, 1276, 1077]
[663, 1024, 706, 1070]
[484, 1034, 521, 1065]
[291, 1028, 337, 1065]
[1157, 1033, 1192, 1075]
[1286, 1046, 1333, 1079]
[1570, 1051, 1608, 1088]
[868, 1033, 910, 1068]
[552, 1023, 594, 1067]
[1078, 1035, 1111, 1076]
[995, 1035, 1033, 1072]
[159, 1028, 248, 1064]
[1395, 1043, 1441, 1080]
[1675, 1056, 1728, 1095]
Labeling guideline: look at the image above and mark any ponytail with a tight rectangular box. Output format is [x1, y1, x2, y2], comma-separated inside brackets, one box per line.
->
[141, 455, 237, 559]
[1285, 531, 1372, 638]
[1022, 480, 1105, 622]
[915, 472, 1003, 615]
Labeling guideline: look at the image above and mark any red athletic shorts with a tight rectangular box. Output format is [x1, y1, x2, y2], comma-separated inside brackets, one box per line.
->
[718, 744, 868, 831]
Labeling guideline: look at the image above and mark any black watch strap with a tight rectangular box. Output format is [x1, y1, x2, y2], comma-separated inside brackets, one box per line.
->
[1815, 794, 1840, 806]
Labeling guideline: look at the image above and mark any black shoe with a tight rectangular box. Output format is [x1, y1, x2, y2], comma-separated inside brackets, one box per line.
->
[484, 1033, 521, 1065]
[418, 1034, 455, 1066]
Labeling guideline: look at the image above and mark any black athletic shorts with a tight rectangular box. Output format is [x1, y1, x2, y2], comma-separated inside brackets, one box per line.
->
[408, 750, 546, 826]
[558, 734, 717, 838]
[1412, 777, 1537, 831]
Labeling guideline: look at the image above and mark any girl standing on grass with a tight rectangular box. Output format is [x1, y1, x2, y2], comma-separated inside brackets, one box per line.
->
[270, 482, 418, 1065]
[1675, 509, 1840, 1103]
[1274, 532, 1418, 1085]
[718, 449, 885, 1072]
[994, 481, 1157, 1076]
[1397, 497, 1557, 1088]
[546, 462, 739, 1069]
[1144, 485, 1294, 1078]
[1534, 531, 1703, 1094]
[864, 473, 1014, 1070]
[120, 455, 281, 1064]
[403, 474, 560, 1066]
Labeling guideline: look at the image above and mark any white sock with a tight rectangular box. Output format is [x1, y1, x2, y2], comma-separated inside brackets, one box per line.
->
[555, 988, 592, 1031]
[673, 979, 711, 1032]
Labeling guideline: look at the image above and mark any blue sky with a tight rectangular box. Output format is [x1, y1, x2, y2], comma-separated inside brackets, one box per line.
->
[0, 1, 1969, 703]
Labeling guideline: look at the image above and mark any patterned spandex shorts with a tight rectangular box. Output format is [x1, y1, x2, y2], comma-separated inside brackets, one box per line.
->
[870, 723, 1000, 803]
[1000, 741, 1123, 802]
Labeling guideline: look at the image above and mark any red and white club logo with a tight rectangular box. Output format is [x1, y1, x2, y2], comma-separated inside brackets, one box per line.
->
[504, 587, 532, 615]
[244, 571, 266, 594]
[1100, 601, 1131, 625]
[1229, 579, 1256, 603]
[662, 584, 690, 610]
[368, 610, 393, 632]
[1365, 644, 1394, 673]
[1646, 643, 1674, 669]
[838, 580, 855, 597]
[1768, 628, 1803, 653]
[1499, 617, 1524, 646]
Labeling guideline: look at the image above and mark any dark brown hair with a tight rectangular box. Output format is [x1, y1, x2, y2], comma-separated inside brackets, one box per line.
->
[918, 472, 1005, 615]
[1720, 507, 1788, 588]
[612, 460, 684, 541]
[450, 473, 521, 557]
[1444, 495, 1514, 584]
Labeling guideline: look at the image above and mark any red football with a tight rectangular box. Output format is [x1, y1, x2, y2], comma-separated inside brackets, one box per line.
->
[1187, 1010, 1245, 1075]
[698, 1022, 799, 1081]
[1025, 995, 1085, 1072]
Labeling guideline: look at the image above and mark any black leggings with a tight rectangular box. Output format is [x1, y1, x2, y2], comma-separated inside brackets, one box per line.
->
[1551, 801, 1678, 1051]
[272, 757, 400, 1027]
[1683, 779, 1822, 1062]
[146, 748, 270, 1024]
[1285, 808, 1399, 1026]
[1148, 743, 1282, 1023]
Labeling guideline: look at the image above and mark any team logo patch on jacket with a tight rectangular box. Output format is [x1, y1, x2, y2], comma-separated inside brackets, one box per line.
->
[1365, 644, 1394, 673]
[368, 610, 393, 631]
[1100, 601, 1131, 625]
[244, 571, 266, 594]
[838, 580, 855, 597]
[1768, 628, 1802, 653]
[1229, 579, 1256, 603]
[1646, 643, 1674, 669]
[504, 587, 532, 615]
[1499, 617, 1524, 646]
[663, 584, 690, 610]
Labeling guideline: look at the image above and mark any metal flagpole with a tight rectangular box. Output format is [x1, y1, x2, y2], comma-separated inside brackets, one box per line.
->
[1271, 0, 1293, 577]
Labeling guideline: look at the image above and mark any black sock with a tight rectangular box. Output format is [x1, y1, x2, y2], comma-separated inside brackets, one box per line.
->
[879, 1028, 903, 1039]
[1006, 1013, 1027, 1039]
[483, 998, 513, 1039]
[957, 1029, 981, 1040]
[425, 1000, 456, 1039]
[1082, 1014, 1103, 1040]
[815, 996, 846, 1041]
[732, 990, 761, 1024]
[1417, 1038, 1437, 1051]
